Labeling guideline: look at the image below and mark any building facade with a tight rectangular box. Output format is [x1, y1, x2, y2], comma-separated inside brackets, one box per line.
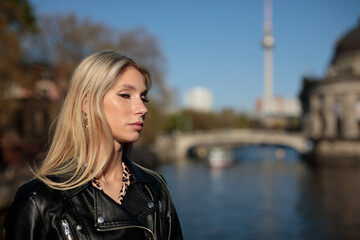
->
[300, 19, 360, 166]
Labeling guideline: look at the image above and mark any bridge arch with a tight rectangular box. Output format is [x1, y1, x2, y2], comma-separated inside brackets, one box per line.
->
[154, 129, 308, 162]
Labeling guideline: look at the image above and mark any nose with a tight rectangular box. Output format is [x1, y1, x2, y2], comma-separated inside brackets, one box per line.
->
[135, 98, 148, 116]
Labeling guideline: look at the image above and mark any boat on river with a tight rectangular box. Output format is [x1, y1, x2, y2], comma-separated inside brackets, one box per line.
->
[206, 147, 234, 169]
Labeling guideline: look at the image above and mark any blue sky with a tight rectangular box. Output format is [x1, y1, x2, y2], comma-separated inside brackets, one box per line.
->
[29, 0, 360, 112]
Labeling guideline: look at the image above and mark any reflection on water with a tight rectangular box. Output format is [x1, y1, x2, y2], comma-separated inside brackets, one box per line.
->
[158, 146, 360, 240]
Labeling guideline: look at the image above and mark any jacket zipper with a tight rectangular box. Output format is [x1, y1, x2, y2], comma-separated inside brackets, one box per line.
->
[61, 219, 74, 240]
[97, 225, 156, 239]
[145, 185, 158, 240]
[158, 200, 163, 235]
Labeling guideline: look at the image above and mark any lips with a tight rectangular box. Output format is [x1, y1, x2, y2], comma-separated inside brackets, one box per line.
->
[129, 122, 143, 131]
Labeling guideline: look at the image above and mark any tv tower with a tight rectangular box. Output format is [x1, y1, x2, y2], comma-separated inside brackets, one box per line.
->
[262, 0, 275, 114]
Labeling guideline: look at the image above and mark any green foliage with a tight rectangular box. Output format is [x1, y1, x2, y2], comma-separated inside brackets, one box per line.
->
[237, 113, 251, 128]
[8, 0, 36, 30]
[164, 112, 192, 133]
[164, 109, 253, 133]
[1, 0, 36, 32]
[184, 110, 217, 131]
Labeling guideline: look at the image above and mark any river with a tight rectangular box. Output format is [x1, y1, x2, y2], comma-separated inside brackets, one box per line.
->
[158, 146, 360, 240]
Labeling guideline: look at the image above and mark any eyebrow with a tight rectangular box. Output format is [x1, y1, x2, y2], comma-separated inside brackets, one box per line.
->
[118, 84, 148, 95]
[119, 84, 136, 90]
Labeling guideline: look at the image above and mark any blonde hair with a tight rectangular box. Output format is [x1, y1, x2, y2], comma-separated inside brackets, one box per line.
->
[34, 50, 151, 190]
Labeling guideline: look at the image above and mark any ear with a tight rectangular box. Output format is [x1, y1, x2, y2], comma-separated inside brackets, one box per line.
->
[82, 95, 88, 113]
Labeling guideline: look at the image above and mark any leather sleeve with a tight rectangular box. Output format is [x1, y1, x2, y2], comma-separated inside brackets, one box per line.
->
[158, 175, 183, 240]
[169, 206, 183, 240]
[4, 185, 47, 240]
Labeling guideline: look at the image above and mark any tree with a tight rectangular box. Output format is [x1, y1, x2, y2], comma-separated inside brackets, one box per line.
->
[0, 0, 35, 84]
[0, 0, 36, 131]
[23, 14, 113, 79]
[164, 112, 193, 133]
[23, 14, 168, 103]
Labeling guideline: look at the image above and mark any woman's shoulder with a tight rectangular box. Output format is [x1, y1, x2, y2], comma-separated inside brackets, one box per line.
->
[11, 179, 59, 208]
[4, 179, 54, 229]
[16, 179, 54, 197]
[129, 161, 173, 196]
[130, 161, 167, 184]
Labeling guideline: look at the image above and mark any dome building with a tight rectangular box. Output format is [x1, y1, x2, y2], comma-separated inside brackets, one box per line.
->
[300, 19, 360, 166]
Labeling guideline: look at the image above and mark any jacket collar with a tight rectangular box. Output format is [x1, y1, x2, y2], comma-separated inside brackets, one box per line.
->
[94, 182, 158, 230]
[125, 158, 158, 184]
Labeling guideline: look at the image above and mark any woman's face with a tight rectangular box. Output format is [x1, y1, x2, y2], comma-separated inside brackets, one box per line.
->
[103, 66, 148, 146]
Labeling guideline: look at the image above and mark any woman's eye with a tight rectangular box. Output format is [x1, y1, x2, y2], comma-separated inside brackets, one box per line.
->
[142, 97, 149, 103]
[119, 94, 131, 99]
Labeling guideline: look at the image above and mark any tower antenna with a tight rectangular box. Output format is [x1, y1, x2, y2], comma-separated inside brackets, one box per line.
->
[262, 0, 275, 115]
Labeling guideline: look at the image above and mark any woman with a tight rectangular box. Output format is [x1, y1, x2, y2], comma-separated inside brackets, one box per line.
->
[4, 51, 183, 240]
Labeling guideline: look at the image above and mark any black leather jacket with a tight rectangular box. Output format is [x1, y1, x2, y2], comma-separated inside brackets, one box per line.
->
[4, 160, 183, 240]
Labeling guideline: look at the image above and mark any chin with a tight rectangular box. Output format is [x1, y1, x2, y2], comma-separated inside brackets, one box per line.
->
[122, 135, 141, 143]
[129, 137, 140, 143]
[116, 131, 142, 143]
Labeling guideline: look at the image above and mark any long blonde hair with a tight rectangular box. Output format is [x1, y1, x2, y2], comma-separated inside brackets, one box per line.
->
[34, 51, 151, 190]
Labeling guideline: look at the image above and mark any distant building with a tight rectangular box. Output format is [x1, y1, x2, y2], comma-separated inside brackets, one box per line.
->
[299, 18, 360, 166]
[185, 86, 212, 112]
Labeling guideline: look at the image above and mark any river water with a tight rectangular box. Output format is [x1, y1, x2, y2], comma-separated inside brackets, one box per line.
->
[158, 146, 360, 240]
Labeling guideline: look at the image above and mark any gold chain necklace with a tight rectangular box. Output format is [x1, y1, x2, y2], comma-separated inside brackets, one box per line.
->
[92, 161, 131, 205]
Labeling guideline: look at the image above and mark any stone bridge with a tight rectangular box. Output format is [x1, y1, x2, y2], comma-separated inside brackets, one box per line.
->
[153, 129, 308, 162]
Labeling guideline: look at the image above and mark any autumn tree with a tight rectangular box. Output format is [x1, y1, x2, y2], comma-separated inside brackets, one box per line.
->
[0, 0, 35, 131]
[0, 0, 35, 83]
[23, 14, 168, 100]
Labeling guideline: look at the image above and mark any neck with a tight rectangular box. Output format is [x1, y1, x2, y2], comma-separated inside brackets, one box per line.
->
[98, 141, 124, 181]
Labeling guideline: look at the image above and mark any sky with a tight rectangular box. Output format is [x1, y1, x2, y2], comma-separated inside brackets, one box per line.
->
[29, 0, 360, 112]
